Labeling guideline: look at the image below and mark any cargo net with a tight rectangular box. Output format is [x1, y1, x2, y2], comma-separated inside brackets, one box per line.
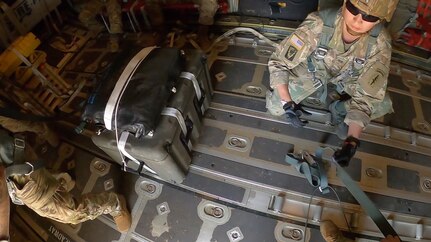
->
[398, 0, 431, 51]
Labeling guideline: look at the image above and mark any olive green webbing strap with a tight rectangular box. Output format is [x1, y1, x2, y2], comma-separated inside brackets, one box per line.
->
[333, 159, 400, 238]
[315, 147, 400, 239]
[318, 8, 338, 47]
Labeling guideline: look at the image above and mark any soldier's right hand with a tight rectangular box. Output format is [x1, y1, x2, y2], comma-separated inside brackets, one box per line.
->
[282, 101, 311, 128]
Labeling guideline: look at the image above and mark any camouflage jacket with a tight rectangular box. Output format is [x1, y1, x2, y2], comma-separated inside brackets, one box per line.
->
[268, 11, 392, 128]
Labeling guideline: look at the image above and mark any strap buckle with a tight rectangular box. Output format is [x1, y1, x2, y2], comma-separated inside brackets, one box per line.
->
[313, 78, 323, 89]
[6, 178, 24, 205]
[353, 57, 365, 66]
[314, 47, 328, 60]
[24, 162, 34, 175]
[14, 137, 25, 149]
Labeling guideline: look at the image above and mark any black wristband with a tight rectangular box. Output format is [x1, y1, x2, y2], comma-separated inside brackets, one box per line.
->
[345, 136, 360, 147]
[282, 101, 295, 110]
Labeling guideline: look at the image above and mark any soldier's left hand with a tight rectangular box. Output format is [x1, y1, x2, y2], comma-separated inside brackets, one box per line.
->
[333, 136, 360, 167]
[283, 101, 311, 128]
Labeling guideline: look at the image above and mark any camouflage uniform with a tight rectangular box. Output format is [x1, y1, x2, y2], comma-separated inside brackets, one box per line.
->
[0, 116, 59, 147]
[9, 169, 124, 225]
[78, 0, 123, 34]
[0, 119, 129, 229]
[266, 11, 393, 128]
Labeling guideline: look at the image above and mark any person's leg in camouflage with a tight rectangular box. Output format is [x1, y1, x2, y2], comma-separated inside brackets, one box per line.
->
[106, 0, 123, 52]
[78, 0, 105, 30]
[0, 117, 59, 147]
[328, 100, 348, 140]
[197, 0, 218, 50]
[12, 168, 132, 233]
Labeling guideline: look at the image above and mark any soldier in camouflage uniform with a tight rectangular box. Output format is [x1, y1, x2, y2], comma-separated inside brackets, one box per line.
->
[78, 0, 123, 51]
[266, 0, 399, 168]
[0, 122, 132, 233]
[8, 169, 132, 232]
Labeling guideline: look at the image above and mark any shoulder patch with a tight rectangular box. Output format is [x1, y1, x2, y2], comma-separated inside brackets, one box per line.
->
[358, 61, 388, 96]
[279, 34, 308, 68]
[289, 34, 304, 50]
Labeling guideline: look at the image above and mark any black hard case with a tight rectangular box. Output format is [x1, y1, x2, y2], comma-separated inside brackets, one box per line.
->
[92, 49, 212, 183]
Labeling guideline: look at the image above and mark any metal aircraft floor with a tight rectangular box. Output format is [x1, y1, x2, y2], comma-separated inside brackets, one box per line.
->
[12, 21, 431, 242]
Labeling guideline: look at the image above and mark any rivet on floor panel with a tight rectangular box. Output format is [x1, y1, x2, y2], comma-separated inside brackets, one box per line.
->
[104, 179, 114, 191]
[204, 205, 224, 218]
[245, 85, 262, 94]
[93, 160, 107, 172]
[227, 227, 244, 242]
[157, 202, 170, 215]
[423, 179, 431, 191]
[145, 184, 156, 194]
[281, 227, 303, 241]
[228, 137, 248, 149]
[365, 168, 382, 178]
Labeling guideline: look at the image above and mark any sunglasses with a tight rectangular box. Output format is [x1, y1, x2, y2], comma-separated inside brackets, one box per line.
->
[345, 0, 380, 22]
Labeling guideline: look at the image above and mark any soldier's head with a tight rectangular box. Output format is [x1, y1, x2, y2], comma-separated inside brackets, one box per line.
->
[341, 0, 398, 36]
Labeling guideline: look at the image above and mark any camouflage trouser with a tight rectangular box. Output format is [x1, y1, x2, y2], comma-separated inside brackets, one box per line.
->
[79, 0, 123, 34]
[0, 116, 48, 136]
[0, 116, 59, 147]
[198, 0, 219, 26]
[11, 169, 121, 225]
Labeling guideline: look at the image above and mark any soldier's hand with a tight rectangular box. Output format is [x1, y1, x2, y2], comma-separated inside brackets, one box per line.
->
[283, 101, 311, 128]
[333, 136, 360, 167]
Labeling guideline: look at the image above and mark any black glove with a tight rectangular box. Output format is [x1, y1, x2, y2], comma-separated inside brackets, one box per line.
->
[333, 136, 360, 167]
[283, 101, 311, 128]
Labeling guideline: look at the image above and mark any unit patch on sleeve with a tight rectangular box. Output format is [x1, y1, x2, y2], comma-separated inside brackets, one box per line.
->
[359, 61, 388, 96]
[286, 46, 298, 61]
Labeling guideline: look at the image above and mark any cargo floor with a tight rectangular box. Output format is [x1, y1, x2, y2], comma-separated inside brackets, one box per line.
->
[14, 23, 431, 242]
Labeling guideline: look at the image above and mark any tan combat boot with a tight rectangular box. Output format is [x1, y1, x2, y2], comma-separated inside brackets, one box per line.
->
[111, 195, 132, 233]
[320, 220, 355, 242]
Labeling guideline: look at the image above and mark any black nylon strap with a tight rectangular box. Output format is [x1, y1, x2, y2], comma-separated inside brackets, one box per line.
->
[333, 158, 401, 239]
[5, 160, 45, 177]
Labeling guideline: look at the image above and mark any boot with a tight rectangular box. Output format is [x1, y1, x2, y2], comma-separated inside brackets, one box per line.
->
[320, 220, 354, 242]
[110, 195, 132, 233]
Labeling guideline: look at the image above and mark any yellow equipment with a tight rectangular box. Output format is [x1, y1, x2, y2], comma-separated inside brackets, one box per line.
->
[0, 33, 84, 116]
